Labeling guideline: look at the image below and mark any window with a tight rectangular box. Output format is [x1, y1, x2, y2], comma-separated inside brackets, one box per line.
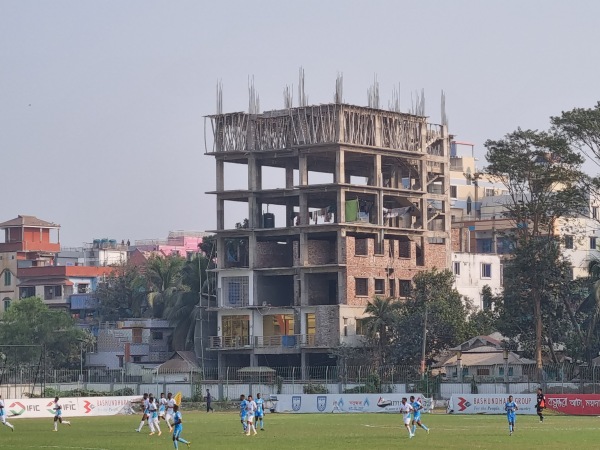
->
[485, 188, 495, 197]
[500, 264, 504, 286]
[476, 368, 490, 376]
[465, 168, 472, 186]
[389, 279, 395, 297]
[355, 278, 368, 296]
[44, 285, 62, 300]
[388, 239, 395, 257]
[151, 331, 163, 340]
[453, 261, 461, 276]
[222, 315, 250, 347]
[19, 287, 35, 299]
[306, 313, 315, 335]
[132, 328, 143, 344]
[355, 238, 368, 256]
[564, 235, 574, 249]
[132, 356, 142, 363]
[398, 241, 411, 258]
[3, 298, 10, 311]
[343, 318, 348, 337]
[223, 276, 249, 307]
[593, 206, 598, 220]
[591, 237, 597, 250]
[476, 239, 493, 253]
[374, 279, 385, 295]
[399, 280, 411, 297]
[3, 270, 11, 286]
[481, 263, 492, 279]
[356, 319, 366, 336]
[482, 295, 492, 311]
[78, 283, 89, 294]
[466, 196, 472, 215]
[450, 185, 457, 198]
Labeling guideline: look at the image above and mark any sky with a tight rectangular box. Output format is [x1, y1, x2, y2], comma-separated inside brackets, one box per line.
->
[2, 0, 600, 246]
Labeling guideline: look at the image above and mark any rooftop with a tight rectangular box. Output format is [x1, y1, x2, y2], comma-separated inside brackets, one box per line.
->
[0, 215, 60, 229]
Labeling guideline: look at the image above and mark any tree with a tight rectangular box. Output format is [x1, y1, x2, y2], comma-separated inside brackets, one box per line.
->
[551, 102, 600, 164]
[485, 128, 588, 376]
[467, 286, 500, 337]
[96, 263, 147, 321]
[145, 254, 186, 318]
[0, 297, 93, 369]
[363, 296, 401, 366]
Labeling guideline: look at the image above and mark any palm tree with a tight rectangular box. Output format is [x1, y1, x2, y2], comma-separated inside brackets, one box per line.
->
[363, 296, 401, 366]
[145, 255, 186, 318]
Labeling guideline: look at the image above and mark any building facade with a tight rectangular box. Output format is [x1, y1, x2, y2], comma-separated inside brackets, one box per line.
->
[206, 102, 452, 370]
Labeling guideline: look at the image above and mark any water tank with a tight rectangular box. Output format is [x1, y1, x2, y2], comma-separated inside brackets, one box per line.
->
[93, 239, 101, 249]
[263, 213, 275, 228]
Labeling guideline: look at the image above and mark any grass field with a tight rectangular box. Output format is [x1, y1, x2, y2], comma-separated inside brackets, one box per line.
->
[2, 411, 600, 449]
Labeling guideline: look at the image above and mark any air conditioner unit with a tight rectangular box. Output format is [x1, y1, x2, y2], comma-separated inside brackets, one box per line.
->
[262, 301, 267, 307]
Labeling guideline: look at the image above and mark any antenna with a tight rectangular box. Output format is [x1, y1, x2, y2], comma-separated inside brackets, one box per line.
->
[334, 72, 343, 104]
[298, 67, 308, 107]
[441, 90, 448, 127]
[216, 80, 223, 114]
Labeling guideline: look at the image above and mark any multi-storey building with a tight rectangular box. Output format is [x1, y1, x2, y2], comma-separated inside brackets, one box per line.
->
[205, 102, 451, 370]
[0, 215, 61, 312]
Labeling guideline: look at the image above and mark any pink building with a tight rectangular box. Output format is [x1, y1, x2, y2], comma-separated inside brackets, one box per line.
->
[132, 231, 206, 260]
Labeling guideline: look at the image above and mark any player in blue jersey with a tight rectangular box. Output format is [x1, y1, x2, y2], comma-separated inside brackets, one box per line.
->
[505, 395, 518, 436]
[255, 393, 265, 430]
[172, 404, 191, 449]
[409, 395, 429, 435]
[239, 394, 248, 433]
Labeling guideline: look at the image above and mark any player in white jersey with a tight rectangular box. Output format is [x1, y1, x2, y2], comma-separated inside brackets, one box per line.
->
[245, 395, 258, 436]
[165, 392, 175, 432]
[159, 393, 168, 420]
[135, 393, 150, 432]
[52, 397, 72, 431]
[0, 395, 14, 431]
[399, 397, 414, 439]
[147, 395, 161, 436]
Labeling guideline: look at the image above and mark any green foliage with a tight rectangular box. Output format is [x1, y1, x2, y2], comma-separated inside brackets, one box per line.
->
[38, 387, 135, 398]
[95, 263, 146, 321]
[0, 297, 93, 370]
[303, 383, 328, 394]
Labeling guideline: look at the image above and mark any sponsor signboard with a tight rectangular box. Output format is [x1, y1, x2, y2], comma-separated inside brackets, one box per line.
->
[545, 394, 600, 416]
[6, 396, 141, 419]
[447, 394, 537, 415]
[275, 394, 430, 414]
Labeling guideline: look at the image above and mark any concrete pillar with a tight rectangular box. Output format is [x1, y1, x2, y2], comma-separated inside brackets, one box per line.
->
[248, 234, 257, 269]
[250, 353, 258, 367]
[299, 194, 308, 225]
[299, 153, 308, 186]
[336, 189, 346, 223]
[301, 351, 307, 381]
[216, 159, 224, 191]
[335, 150, 345, 184]
[336, 230, 346, 265]
[299, 233, 308, 266]
[217, 237, 226, 269]
[217, 199, 225, 230]
[285, 161, 294, 188]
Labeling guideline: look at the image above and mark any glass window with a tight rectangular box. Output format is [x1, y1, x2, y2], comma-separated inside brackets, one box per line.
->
[389, 279, 395, 297]
[355, 318, 366, 336]
[355, 278, 368, 296]
[593, 206, 598, 220]
[453, 261, 461, 276]
[374, 279, 385, 295]
[306, 313, 315, 335]
[564, 235, 574, 249]
[399, 280, 411, 297]
[450, 185, 457, 198]
[355, 238, 368, 256]
[591, 237, 597, 250]
[223, 276, 249, 307]
[222, 315, 250, 347]
[3, 270, 11, 286]
[481, 263, 492, 279]
[2, 298, 10, 311]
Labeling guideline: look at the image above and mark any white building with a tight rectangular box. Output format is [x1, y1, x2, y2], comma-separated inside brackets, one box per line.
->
[452, 252, 503, 310]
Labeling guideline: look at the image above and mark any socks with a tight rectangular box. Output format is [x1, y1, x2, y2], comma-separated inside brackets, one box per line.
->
[54, 422, 58, 431]
[5, 422, 14, 430]
[422, 424, 429, 431]
[179, 438, 189, 444]
[138, 420, 145, 431]
[173, 441, 178, 450]
[259, 419, 264, 429]
[412, 425, 416, 434]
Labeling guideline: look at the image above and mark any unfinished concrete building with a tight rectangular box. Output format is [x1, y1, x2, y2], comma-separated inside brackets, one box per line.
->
[205, 97, 451, 370]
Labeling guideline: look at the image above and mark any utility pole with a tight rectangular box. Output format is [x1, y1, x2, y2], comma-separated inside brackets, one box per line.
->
[421, 287, 428, 380]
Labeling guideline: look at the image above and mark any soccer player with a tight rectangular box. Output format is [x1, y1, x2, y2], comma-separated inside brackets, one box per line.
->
[172, 404, 191, 449]
[536, 388, 546, 422]
[505, 395, 518, 436]
[255, 393, 265, 430]
[409, 395, 429, 435]
[239, 394, 248, 433]
[399, 397, 414, 438]
[206, 389, 214, 413]
[135, 393, 149, 432]
[245, 395, 258, 436]
[52, 397, 71, 431]
[0, 394, 14, 431]
[148, 395, 161, 436]
[165, 392, 175, 432]
[159, 393, 167, 421]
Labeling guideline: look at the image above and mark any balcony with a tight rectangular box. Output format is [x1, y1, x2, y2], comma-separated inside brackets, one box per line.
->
[209, 334, 323, 350]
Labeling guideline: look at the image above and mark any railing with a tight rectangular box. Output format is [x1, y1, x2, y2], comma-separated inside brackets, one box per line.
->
[209, 334, 321, 349]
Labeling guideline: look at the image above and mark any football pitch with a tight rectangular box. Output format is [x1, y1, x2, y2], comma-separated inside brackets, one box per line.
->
[2, 412, 600, 449]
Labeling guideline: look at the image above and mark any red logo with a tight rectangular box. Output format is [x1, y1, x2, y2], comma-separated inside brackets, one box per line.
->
[457, 397, 471, 411]
[83, 400, 94, 414]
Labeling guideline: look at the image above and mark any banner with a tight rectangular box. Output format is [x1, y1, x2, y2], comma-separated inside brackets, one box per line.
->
[545, 394, 600, 416]
[6, 396, 141, 419]
[274, 394, 430, 414]
[447, 394, 537, 415]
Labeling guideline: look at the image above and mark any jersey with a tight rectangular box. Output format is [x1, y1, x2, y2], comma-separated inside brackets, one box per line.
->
[0, 399, 5, 416]
[53, 401, 62, 416]
[159, 398, 167, 415]
[148, 400, 158, 418]
[255, 398, 264, 417]
[399, 403, 413, 422]
[166, 398, 175, 414]
[143, 398, 150, 414]
[173, 411, 183, 429]
[246, 400, 257, 417]
[505, 401, 517, 419]
[411, 400, 422, 419]
[537, 393, 545, 409]
[240, 400, 248, 419]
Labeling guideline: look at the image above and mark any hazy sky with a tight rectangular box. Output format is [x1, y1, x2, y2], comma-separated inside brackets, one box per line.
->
[2, 1, 600, 246]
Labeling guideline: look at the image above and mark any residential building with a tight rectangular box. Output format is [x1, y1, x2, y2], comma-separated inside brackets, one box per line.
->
[131, 231, 207, 260]
[0, 215, 61, 312]
[451, 251, 502, 310]
[86, 319, 173, 370]
[206, 101, 451, 371]
[57, 239, 128, 267]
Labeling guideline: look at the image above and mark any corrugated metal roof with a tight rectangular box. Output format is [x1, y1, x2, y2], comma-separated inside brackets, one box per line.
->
[0, 215, 60, 228]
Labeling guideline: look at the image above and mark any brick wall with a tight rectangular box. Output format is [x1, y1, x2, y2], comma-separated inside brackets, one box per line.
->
[315, 305, 339, 347]
[293, 238, 338, 266]
[344, 235, 449, 306]
[255, 241, 293, 268]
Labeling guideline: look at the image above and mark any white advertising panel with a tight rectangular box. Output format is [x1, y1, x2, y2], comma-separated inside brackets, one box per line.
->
[274, 394, 431, 414]
[447, 394, 537, 415]
[5, 396, 141, 419]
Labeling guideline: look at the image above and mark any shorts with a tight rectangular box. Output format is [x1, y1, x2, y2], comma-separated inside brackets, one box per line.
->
[173, 426, 182, 439]
[403, 416, 411, 425]
[247, 415, 254, 423]
[507, 414, 516, 423]
[413, 414, 421, 422]
[256, 411, 264, 418]
[241, 414, 247, 422]
[166, 412, 173, 422]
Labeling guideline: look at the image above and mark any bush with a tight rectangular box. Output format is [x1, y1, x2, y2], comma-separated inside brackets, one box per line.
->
[303, 384, 328, 394]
